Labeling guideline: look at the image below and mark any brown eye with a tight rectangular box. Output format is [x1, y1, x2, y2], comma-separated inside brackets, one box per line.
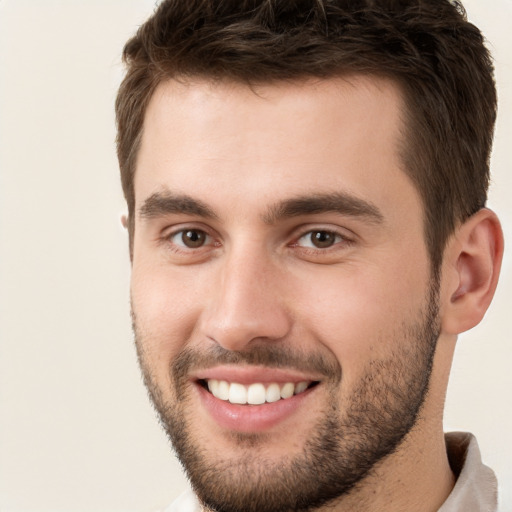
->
[182, 230, 207, 248]
[311, 231, 337, 248]
[297, 230, 342, 249]
[169, 229, 210, 249]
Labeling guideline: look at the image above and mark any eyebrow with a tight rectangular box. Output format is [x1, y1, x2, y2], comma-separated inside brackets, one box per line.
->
[263, 192, 384, 225]
[138, 190, 384, 225]
[139, 191, 218, 220]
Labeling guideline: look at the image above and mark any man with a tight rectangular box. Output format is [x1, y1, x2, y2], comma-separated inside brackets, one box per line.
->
[115, 1, 504, 511]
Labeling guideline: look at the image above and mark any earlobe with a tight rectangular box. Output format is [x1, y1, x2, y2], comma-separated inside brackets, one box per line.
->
[441, 208, 504, 335]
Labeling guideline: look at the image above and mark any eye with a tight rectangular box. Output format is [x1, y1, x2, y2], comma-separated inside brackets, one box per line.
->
[169, 229, 211, 249]
[296, 230, 343, 249]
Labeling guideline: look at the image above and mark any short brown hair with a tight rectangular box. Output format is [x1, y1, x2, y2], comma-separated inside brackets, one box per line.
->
[116, 0, 496, 271]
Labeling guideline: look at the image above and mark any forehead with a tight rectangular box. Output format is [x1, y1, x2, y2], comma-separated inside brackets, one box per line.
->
[139, 75, 405, 164]
[134, 75, 419, 224]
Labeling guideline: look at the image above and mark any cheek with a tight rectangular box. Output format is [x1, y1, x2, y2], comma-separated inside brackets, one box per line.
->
[292, 259, 430, 373]
[131, 260, 205, 369]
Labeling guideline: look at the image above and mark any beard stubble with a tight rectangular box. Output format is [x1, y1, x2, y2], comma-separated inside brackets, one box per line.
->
[133, 283, 440, 512]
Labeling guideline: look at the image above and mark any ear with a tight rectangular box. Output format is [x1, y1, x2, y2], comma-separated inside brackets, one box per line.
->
[441, 208, 504, 335]
[121, 213, 128, 229]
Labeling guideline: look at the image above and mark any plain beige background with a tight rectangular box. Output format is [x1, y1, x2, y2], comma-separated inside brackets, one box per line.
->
[0, 1, 511, 511]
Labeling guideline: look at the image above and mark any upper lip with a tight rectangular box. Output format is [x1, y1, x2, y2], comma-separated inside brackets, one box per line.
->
[191, 365, 322, 385]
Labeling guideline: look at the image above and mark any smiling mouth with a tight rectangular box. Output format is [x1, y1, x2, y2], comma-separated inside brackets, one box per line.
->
[198, 379, 319, 405]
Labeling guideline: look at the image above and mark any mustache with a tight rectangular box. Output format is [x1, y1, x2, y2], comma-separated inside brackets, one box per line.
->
[171, 344, 342, 387]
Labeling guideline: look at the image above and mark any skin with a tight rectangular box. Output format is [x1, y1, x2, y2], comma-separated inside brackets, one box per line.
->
[129, 76, 503, 511]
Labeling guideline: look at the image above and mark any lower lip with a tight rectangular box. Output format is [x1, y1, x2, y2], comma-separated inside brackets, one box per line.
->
[196, 383, 316, 433]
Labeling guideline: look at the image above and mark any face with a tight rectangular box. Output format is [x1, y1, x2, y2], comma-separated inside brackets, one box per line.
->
[131, 77, 440, 512]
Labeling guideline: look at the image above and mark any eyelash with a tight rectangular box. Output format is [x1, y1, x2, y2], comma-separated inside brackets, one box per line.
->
[292, 230, 352, 251]
[164, 228, 217, 252]
[161, 226, 354, 257]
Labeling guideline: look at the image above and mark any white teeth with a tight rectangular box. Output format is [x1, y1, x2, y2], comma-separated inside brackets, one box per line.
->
[280, 382, 295, 399]
[217, 380, 230, 400]
[205, 379, 313, 405]
[247, 383, 266, 405]
[229, 382, 247, 404]
[266, 383, 281, 403]
[295, 381, 309, 395]
[207, 379, 219, 395]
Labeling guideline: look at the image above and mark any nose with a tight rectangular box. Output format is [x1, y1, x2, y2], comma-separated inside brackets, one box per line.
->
[200, 246, 292, 351]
